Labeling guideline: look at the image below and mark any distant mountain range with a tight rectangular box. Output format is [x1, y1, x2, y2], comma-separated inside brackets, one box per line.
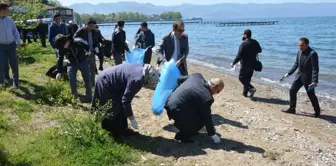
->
[68, 2, 336, 19]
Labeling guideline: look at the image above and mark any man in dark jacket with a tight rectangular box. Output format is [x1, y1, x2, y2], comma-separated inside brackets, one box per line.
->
[74, 18, 102, 87]
[91, 63, 160, 140]
[36, 19, 48, 48]
[135, 22, 155, 64]
[111, 20, 130, 65]
[54, 34, 92, 100]
[231, 29, 262, 97]
[156, 21, 189, 76]
[95, 25, 105, 71]
[164, 73, 224, 143]
[48, 13, 67, 53]
[282, 37, 321, 117]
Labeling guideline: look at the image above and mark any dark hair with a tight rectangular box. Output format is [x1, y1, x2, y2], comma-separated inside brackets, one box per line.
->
[173, 21, 184, 30]
[87, 18, 96, 25]
[299, 37, 309, 45]
[117, 20, 125, 27]
[140, 22, 147, 28]
[244, 29, 252, 38]
[55, 34, 70, 49]
[0, 3, 9, 10]
[53, 13, 61, 20]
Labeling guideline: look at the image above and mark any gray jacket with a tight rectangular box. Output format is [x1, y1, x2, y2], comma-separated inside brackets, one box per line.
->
[156, 32, 189, 72]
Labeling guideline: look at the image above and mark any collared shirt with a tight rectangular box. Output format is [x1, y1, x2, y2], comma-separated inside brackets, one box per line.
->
[88, 31, 93, 50]
[172, 31, 180, 62]
[0, 16, 20, 45]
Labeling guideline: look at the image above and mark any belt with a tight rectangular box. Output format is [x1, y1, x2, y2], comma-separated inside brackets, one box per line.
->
[0, 41, 15, 45]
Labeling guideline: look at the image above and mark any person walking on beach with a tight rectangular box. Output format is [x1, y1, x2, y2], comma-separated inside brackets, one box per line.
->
[134, 22, 155, 64]
[91, 63, 160, 140]
[231, 29, 262, 97]
[281, 37, 321, 117]
[164, 73, 224, 143]
[111, 20, 130, 65]
[0, 3, 21, 89]
[156, 21, 189, 76]
[54, 34, 92, 101]
[48, 13, 67, 56]
[73, 18, 100, 87]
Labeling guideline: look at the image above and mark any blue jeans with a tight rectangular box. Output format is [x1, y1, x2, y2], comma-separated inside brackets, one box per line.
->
[67, 59, 92, 99]
[0, 42, 19, 86]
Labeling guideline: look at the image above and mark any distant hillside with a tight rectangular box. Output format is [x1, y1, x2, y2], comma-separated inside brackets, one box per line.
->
[69, 2, 336, 19]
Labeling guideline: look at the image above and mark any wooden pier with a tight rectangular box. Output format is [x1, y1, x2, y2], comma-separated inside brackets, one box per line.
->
[98, 19, 278, 27]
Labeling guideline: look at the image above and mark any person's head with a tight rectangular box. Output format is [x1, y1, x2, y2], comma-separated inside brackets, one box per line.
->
[53, 13, 61, 24]
[86, 18, 96, 30]
[142, 64, 160, 90]
[242, 29, 252, 41]
[140, 22, 148, 31]
[55, 34, 70, 49]
[172, 21, 185, 38]
[208, 78, 224, 95]
[0, 3, 10, 17]
[298, 37, 310, 52]
[117, 20, 125, 29]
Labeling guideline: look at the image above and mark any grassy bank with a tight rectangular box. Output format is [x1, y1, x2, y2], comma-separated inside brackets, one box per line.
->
[0, 43, 140, 166]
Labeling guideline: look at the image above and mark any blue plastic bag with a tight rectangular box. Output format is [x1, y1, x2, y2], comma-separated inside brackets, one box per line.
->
[152, 59, 181, 115]
[125, 48, 146, 65]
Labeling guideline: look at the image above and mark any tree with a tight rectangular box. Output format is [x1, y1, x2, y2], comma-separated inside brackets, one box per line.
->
[48, 0, 62, 7]
[10, 0, 44, 29]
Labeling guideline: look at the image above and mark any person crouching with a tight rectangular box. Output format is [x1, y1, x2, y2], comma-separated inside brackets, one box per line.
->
[164, 73, 224, 143]
[54, 34, 92, 101]
[91, 63, 160, 140]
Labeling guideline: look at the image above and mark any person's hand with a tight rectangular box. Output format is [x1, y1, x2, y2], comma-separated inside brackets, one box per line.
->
[16, 44, 21, 50]
[54, 48, 58, 53]
[156, 64, 160, 70]
[94, 47, 99, 54]
[211, 134, 221, 144]
[230, 63, 234, 69]
[129, 116, 139, 129]
[85, 50, 91, 56]
[176, 59, 182, 66]
[284, 73, 289, 77]
[56, 73, 62, 80]
[132, 45, 136, 50]
[309, 82, 318, 87]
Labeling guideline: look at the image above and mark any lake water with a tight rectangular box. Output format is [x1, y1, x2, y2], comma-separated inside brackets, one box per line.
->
[99, 16, 336, 100]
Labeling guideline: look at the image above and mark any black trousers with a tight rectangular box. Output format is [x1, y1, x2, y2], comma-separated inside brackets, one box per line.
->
[101, 108, 128, 137]
[40, 34, 46, 48]
[143, 49, 152, 64]
[167, 108, 203, 140]
[289, 79, 320, 113]
[239, 71, 255, 95]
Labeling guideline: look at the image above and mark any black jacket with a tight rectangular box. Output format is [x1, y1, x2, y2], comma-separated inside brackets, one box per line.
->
[135, 29, 155, 49]
[56, 39, 90, 73]
[288, 47, 319, 84]
[232, 38, 262, 72]
[111, 27, 129, 54]
[73, 27, 102, 50]
[165, 73, 215, 136]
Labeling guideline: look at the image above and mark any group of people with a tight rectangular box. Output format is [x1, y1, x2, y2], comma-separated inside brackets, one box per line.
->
[0, 1, 322, 144]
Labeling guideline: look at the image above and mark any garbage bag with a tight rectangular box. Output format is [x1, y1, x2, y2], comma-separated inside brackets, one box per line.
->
[125, 48, 146, 65]
[152, 59, 181, 115]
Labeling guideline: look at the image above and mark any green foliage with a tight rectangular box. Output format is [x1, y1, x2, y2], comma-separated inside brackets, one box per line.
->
[9, 1, 44, 29]
[80, 11, 183, 24]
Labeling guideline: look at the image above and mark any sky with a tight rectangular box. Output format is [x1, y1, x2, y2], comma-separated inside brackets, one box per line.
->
[58, 0, 336, 6]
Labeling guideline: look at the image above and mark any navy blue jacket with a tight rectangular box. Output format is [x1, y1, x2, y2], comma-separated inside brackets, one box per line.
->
[48, 23, 67, 48]
[135, 29, 155, 49]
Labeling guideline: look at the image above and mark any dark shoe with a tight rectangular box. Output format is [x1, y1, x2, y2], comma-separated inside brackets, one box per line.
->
[174, 132, 194, 143]
[243, 93, 248, 97]
[249, 88, 256, 97]
[281, 108, 296, 114]
[123, 128, 139, 136]
[314, 110, 321, 118]
[99, 66, 104, 71]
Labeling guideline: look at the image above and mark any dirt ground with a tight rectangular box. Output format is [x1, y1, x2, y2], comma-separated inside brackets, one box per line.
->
[115, 62, 336, 166]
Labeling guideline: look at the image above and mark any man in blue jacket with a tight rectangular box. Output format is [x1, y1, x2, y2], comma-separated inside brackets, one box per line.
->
[135, 22, 155, 64]
[48, 13, 67, 56]
[0, 3, 21, 88]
